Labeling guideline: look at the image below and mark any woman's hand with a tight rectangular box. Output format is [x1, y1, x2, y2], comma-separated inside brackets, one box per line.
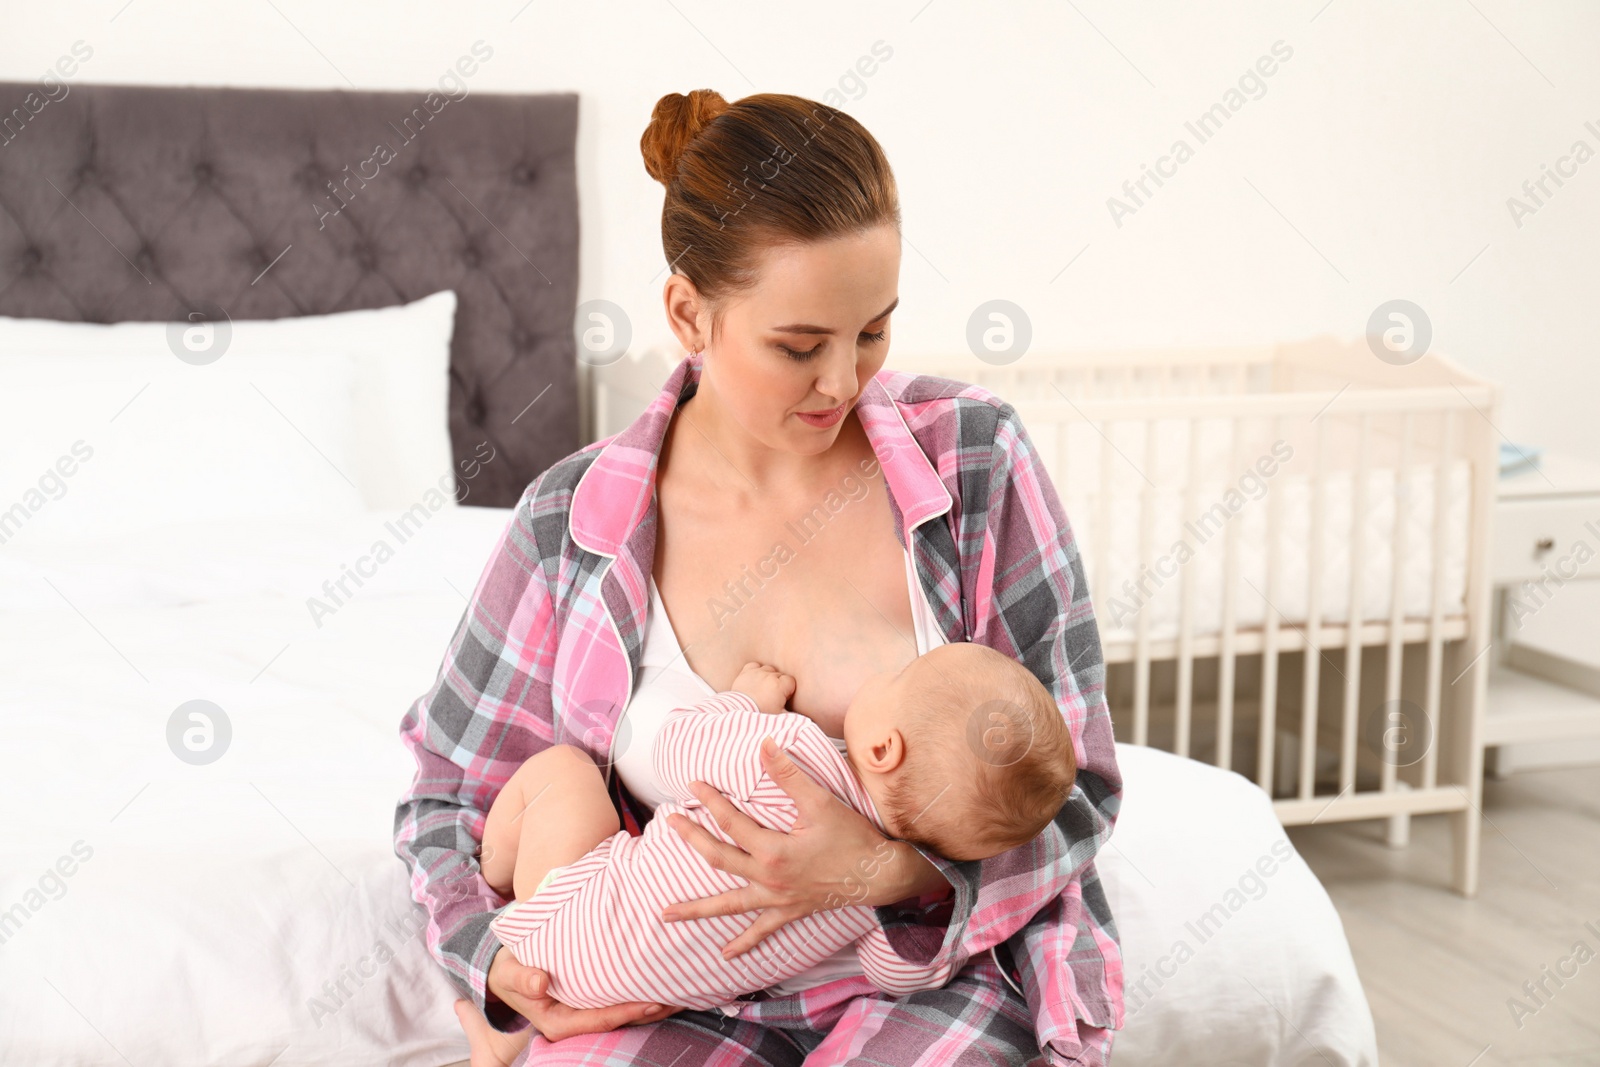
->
[486, 947, 679, 1041]
[661, 737, 951, 958]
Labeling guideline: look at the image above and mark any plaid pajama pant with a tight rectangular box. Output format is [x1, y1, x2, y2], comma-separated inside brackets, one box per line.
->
[515, 956, 1047, 1067]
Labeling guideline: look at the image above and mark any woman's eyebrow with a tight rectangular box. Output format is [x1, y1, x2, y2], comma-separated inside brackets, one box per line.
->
[772, 297, 899, 335]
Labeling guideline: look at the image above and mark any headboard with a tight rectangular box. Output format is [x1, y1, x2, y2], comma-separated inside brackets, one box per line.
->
[0, 81, 579, 507]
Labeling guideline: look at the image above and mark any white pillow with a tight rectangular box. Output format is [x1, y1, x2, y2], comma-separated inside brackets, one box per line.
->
[0, 346, 364, 540]
[0, 291, 458, 529]
[1099, 744, 1378, 1066]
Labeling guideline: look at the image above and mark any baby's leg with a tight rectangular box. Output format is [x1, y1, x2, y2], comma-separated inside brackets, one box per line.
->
[481, 744, 620, 901]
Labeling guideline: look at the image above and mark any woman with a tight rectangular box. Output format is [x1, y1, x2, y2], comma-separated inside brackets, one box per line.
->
[394, 89, 1123, 1066]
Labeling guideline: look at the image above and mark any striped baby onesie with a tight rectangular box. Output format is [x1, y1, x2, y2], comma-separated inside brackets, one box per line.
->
[487, 691, 955, 1011]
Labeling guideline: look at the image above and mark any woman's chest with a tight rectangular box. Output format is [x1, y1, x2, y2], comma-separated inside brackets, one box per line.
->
[654, 482, 922, 736]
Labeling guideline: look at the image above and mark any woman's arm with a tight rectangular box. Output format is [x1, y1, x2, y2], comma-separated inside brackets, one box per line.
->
[393, 488, 668, 1035]
[393, 495, 555, 1031]
[874, 399, 1123, 969]
[918, 399, 1125, 1065]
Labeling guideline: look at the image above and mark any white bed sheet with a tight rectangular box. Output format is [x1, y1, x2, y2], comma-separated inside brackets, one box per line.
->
[0, 510, 1374, 1066]
[0, 507, 511, 1066]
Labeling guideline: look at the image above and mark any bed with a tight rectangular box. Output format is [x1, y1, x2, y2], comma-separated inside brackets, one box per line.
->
[0, 508, 1376, 1067]
[0, 81, 1377, 1066]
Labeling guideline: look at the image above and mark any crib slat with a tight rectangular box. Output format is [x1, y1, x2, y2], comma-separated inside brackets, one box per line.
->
[1382, 413, 1413, 799]
[1299, 416, 1328, 801]
[1217, 416, 1242, 771]
[1096, 420, 1115, 645]
[1423, 411, 1455, 790]
[1176, 418, 1200, 758]
[1133, 420, 1158, 747]
[1340, 413, 1372, 795]
[1258, 415, 1284, 797]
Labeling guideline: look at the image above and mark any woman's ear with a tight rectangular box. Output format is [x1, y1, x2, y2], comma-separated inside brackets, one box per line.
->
[662, 272, 708, 354]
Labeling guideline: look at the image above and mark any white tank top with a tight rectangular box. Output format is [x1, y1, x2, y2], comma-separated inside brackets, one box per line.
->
[610, 543, 950, 997]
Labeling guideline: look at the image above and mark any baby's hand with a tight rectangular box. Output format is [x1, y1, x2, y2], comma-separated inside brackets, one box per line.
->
[732, 661, 796, 715]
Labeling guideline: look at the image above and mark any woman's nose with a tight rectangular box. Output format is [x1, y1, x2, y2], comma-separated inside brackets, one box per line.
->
[815, 351, 860, 404]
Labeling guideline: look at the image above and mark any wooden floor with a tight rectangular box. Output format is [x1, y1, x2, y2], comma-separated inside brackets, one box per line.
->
[1287, 763, 1600, 1067]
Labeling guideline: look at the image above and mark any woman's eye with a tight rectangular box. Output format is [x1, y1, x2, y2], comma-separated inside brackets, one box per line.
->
[778, 329, 886, 362]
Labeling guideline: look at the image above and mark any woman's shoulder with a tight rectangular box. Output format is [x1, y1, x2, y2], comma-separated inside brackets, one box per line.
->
[513, 437, 607, 513]
[870, 367, 1025, 463]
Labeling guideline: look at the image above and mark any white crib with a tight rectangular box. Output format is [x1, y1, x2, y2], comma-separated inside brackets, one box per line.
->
[895, 338, 1499, 896]
[591, 338, 1499, 896]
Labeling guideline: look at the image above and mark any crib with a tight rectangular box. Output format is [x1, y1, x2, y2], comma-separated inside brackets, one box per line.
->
[894, 337, 1499, 896]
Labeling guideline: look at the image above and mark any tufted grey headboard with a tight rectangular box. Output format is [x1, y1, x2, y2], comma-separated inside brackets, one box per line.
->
[0, 81, 579, 507]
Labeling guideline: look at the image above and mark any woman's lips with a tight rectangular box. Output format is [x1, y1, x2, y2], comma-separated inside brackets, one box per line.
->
[795, 401, 847, 428]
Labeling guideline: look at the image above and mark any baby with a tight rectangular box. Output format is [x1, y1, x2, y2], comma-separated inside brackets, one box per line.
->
[454, 640, 1076, 1065]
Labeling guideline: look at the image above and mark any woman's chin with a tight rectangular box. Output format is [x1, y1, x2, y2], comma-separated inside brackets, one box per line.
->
[778, 421, 844, 454]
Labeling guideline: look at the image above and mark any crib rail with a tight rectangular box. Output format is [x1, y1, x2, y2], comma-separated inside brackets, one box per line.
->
[894, 337, 1497, 895]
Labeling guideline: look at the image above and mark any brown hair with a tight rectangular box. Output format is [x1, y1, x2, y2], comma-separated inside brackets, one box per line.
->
[640, 89, 901, 344]
[883, 643, 1077, 862]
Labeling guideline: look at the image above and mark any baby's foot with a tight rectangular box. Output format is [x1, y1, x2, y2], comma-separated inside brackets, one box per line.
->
[454, 998, 531, 1067]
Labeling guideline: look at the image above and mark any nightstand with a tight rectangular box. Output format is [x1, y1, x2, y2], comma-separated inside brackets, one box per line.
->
[1484, 451, 1600, 774]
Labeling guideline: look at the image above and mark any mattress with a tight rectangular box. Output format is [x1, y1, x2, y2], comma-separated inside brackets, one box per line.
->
[0, 508, 1376, 1066]
[1065, 460, 1473, 644]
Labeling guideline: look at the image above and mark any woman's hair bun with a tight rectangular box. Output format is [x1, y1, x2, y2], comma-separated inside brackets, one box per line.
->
[640, 89, 731, 186]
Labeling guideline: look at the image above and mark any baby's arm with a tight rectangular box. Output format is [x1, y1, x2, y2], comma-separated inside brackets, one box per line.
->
[730, 661, 795, 714]
[653, 690, 855, 807]
[653, 693, 799, 802]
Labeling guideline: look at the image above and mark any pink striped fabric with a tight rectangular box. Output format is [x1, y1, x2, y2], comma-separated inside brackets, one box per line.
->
[487, 692, 956, 1011]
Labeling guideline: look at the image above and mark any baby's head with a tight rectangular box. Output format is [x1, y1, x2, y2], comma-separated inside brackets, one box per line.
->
[842, 642, 1076, 862]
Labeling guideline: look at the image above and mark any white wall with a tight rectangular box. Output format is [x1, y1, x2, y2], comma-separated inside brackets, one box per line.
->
[3, 0, 1597, 460]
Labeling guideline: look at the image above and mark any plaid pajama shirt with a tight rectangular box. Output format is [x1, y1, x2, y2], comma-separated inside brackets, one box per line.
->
[394, 352, 1125, 1065]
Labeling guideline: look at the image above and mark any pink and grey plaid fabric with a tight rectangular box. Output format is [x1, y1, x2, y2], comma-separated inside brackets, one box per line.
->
[394, 353, 1124, 1065]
